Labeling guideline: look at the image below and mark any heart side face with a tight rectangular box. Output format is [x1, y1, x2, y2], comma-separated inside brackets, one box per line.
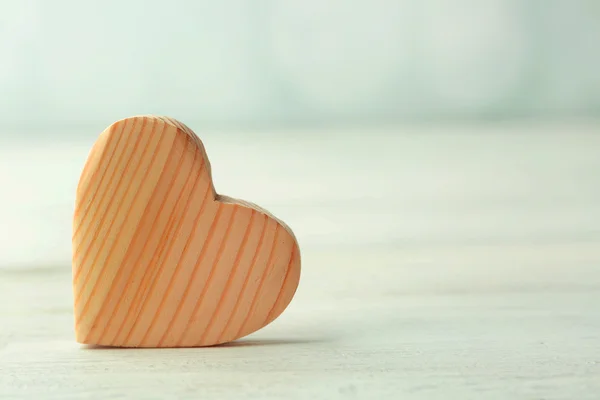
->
[72, 115, 301, 347]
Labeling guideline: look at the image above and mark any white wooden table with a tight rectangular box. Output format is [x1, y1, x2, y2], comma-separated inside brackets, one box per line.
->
[1, 124, 599, 399]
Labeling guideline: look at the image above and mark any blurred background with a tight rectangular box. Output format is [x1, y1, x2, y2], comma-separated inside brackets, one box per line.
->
[0, 0, 599, 268]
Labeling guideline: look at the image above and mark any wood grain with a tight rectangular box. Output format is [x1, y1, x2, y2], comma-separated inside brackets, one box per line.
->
[2, 124, 600, 399]
[72, 115, 301, 347]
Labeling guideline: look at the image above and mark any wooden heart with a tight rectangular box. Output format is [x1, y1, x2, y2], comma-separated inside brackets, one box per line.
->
[72, 115, 301, 347]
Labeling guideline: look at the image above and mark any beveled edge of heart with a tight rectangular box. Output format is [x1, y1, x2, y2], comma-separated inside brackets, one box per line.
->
[72, 114, 302, 347]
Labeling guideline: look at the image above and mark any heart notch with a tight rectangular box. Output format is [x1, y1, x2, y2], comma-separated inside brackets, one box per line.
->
[72, 115, 301, 347]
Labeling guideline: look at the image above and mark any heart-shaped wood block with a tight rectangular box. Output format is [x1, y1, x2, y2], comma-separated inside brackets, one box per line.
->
[72, 115, 301, 347]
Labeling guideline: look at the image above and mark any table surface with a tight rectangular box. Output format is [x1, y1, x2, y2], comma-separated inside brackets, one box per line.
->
[1, 124, 599, 399]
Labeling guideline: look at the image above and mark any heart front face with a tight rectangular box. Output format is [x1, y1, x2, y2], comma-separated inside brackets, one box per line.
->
[72, 115, 301, 347]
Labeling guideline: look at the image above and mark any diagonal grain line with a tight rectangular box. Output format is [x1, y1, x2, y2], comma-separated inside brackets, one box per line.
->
[73, 120, 130, 239]
[100, 138, 197, 345]
[73, 122, 129, 282]
[112, 187, 181, 344]
[87, 133, 192, 342]
[158, 116, 187, 136]
[161, 116, 184, 131]
[160, 116, 202, 151]
[197, 210, 256, 345]
[74, 118, 143, 254]
[119, 159, 210, 345]
[120, 147, 197, 344]
[264, 246, 295, 324]
[176, 206, 240, 346]
[73, 118, 145, 290]
[73, 119, 141, 285]
[156, 116, 172, 127]
[75, 119, 169, 321]
[235, 225, 281, 338]
[134, 163, 201, 347]
[74, 118, 147, 293]
[161, 116, 193, 138]
[215, 214, 268, 343]
[74, 121, 126, 222]
[160, 116, 202, 152]
[75, 119, 157, 321]
[111, 156, 206, 346]
[155, 204, 225, 347]
[78, 144, 100, 189]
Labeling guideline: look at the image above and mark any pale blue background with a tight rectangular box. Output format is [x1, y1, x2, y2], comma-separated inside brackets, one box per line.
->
[1, 0, 599, 131]
[0, 1, 599, 267]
